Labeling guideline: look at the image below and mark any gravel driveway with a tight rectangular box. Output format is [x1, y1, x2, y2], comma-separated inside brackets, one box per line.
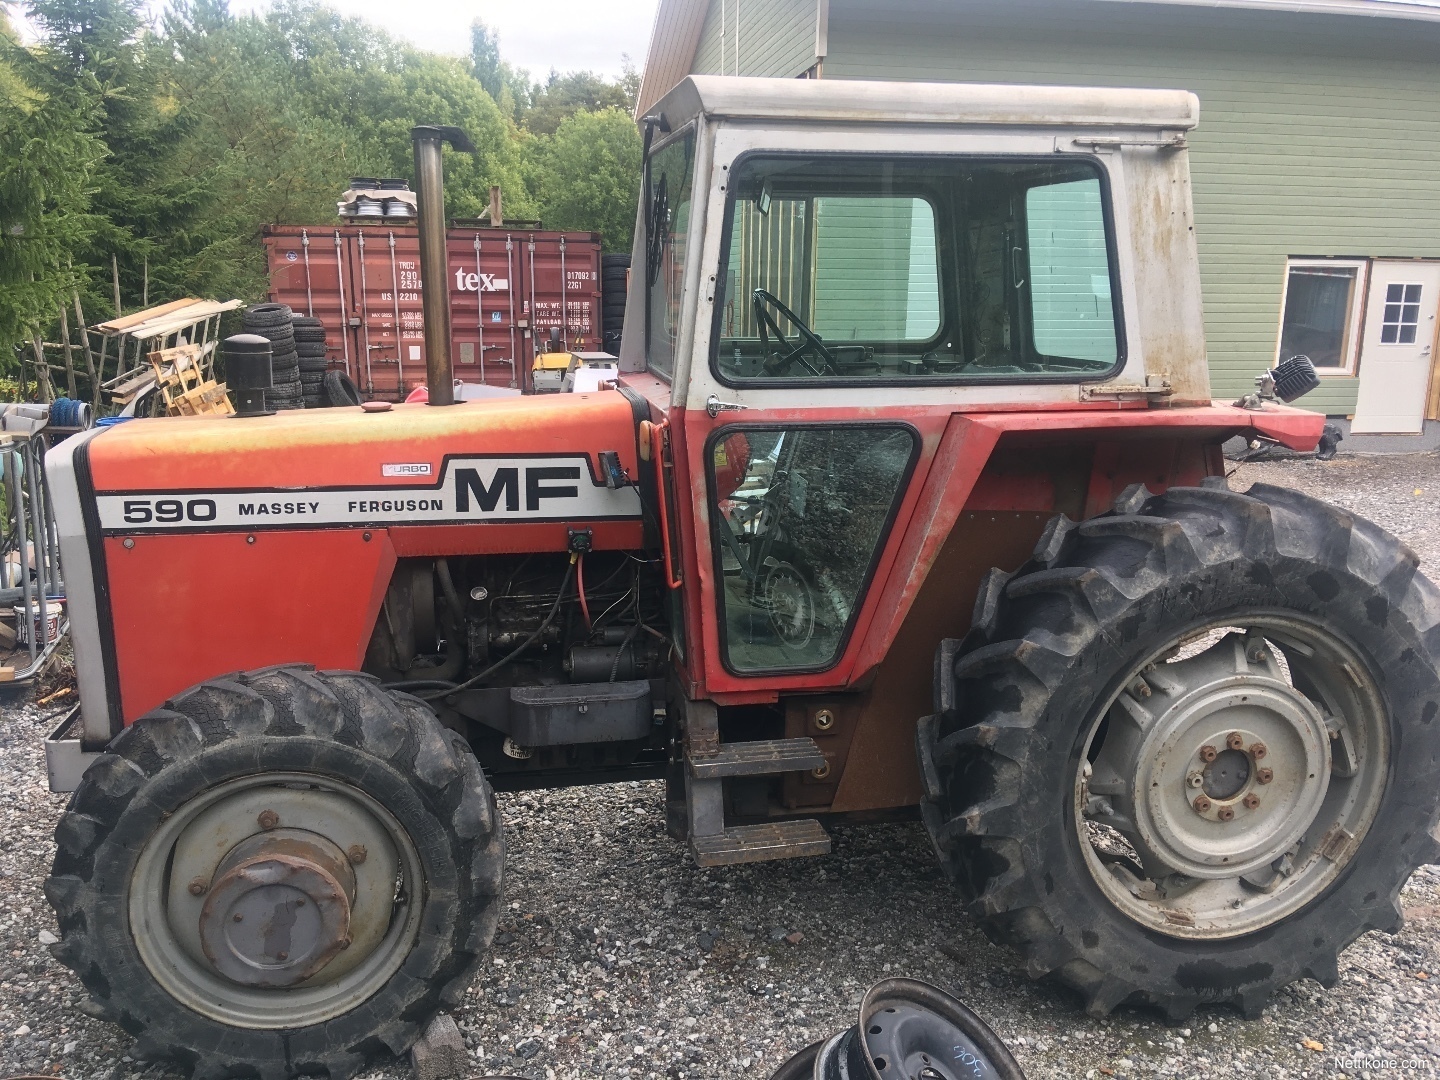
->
[1, 452, 1437, 1080]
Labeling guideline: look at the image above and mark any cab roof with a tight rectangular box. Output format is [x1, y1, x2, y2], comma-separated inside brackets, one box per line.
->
[649, 75, 1200, 133]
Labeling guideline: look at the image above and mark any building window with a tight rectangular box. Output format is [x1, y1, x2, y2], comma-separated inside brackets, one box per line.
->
[1381, 282, 1422, 344]
[1277, 258, 1367, 375]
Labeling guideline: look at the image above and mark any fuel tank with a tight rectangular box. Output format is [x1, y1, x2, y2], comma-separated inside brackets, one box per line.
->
[50, 392, 647, 736]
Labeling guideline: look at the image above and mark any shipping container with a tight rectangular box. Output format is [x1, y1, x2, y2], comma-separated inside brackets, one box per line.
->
[263, 225, 603, 399]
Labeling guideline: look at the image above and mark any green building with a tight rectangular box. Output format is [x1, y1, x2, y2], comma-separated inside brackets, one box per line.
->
[637, 0, 1440, 437]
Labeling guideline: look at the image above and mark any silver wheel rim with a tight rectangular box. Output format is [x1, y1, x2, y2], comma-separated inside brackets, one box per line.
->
[129, 772, 424, 1029]
[1075, 613, 1389, 940]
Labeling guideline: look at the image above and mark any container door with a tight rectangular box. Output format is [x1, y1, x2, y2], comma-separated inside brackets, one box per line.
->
[350, 227, 425, 400]
[1353, 260, 1440, 434]
[264, 229, 359, 385]
[447, 231, 522, 388]
[522, 233, 603, 358]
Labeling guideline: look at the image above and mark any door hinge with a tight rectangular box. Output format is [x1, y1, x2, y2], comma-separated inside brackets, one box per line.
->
[1080, 373, 1173, 402]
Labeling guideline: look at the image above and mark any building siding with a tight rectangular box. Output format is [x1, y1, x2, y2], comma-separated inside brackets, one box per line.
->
[693, 0, 820, 80]
[820, 0, 1440, 412]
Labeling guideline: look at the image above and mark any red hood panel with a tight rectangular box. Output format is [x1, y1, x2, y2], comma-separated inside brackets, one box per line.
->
[87, 392, 641, 492]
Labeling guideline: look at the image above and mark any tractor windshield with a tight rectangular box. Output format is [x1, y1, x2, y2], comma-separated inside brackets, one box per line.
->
[713, 154, 1123, 385]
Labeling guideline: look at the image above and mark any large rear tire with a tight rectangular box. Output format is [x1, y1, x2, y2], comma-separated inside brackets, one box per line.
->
[45, 665, 504, 1079]
[917, 483, 1440, 1020]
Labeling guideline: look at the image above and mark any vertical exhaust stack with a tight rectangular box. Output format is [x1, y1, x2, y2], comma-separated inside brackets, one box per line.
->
[410, 125, 477, 407]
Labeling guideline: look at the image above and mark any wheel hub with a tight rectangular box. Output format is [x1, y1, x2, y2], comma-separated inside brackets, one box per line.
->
[198, 832, 356, 987]
[1133, 681, 1330, 880]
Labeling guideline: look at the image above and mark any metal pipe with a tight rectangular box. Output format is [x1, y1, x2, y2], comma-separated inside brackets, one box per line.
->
[388, 231, 403, 393]
[301, 229, 313, 317]
[358, 230, 374, 396]
[507, 234, 518, 387]
[474, 233, 485, 383]
[412, 126, 474, 407]
[335, 231, 353, 381]
[559, 234, 570, 351]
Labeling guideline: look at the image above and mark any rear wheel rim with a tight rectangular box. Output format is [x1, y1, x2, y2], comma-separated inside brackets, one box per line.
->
[129, 772, 424, 1029]
[1075, 612, 1389, 940]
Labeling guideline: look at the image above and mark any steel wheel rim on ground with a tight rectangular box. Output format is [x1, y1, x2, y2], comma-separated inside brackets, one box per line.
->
[1075, 611, 1389, 940]
[128, 771, 425, 1029]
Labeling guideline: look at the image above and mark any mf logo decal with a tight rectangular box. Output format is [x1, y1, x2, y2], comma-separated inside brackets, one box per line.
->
[95, 456, 642, 532]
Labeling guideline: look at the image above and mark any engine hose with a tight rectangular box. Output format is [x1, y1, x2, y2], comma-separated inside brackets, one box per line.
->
[422, 558, 576, 702]
[383, 679, 460, 692]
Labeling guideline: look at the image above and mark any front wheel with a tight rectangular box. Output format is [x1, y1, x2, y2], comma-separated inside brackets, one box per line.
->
[45, 666, 504, 1078]
[918, 483, 1440, 1020]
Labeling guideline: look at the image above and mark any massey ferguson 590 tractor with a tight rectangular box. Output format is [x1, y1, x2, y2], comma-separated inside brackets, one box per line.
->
[39, 77, 1440, 1077]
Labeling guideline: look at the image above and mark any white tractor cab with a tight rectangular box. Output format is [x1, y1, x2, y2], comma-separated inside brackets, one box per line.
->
[617, 76, 1219, 414]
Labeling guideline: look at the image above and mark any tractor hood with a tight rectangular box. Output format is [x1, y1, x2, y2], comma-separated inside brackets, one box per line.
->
[81, 391, 645, 531]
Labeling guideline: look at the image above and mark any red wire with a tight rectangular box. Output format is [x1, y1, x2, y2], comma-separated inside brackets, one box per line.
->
[576, 553, 592, 631]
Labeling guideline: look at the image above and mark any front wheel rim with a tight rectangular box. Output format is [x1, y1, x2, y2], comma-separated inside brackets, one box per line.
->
[1075, 613, 1389, 940]
[129, 772, 425, 1029]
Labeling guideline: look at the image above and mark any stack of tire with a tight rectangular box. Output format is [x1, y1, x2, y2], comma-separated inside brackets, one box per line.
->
[240, 303, 303, 411]
[601, 254, 629, 355]
[293, 316, 329, 408]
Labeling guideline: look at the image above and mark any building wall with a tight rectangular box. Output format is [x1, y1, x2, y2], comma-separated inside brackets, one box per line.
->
[819, 0, 1440, 411]
[693, 0, 820, 80]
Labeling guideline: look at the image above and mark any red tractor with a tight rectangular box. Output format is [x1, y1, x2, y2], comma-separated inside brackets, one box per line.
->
[41, 78, 1440, 1077]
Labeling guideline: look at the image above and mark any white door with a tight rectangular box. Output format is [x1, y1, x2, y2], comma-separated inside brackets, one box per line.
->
[1352, 260, 1440, 434]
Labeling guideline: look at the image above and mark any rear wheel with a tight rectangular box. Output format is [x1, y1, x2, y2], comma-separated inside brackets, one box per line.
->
[917, 483, 1440, 1019]
[45, 666, 504, 1078]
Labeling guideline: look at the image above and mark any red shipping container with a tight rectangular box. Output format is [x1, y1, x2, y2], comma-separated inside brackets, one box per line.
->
[263, 224, 603, 400]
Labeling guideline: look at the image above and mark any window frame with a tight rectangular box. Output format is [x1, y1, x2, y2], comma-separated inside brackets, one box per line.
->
[1274, 256, 1369, 377]
[703, 420, 921, 678]
[642, 123, 700, 384]
[708, 150, 1129, 391]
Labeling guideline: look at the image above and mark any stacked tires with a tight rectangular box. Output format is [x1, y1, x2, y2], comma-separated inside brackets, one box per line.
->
[241, 303, 304, 411]
[601, 254, 629, 355]
[294, 316, 330, 408]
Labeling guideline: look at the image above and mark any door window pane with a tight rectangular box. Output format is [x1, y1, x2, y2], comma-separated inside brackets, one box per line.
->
[710, 426, 914, 672]
[714, 156, 1121, 383]
[1381, 282, 1422, 345]
[644, 130, 696, 379]
[1027, 179, 1118, 364]
[1279, 264, 1362, 370]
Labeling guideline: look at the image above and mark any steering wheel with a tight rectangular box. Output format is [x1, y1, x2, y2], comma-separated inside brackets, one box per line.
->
[752, 289, 838, 377]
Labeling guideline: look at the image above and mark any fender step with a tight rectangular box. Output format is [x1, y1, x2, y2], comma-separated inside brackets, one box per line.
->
[690, 819, 831, 867]
[687, 737, 826, 778]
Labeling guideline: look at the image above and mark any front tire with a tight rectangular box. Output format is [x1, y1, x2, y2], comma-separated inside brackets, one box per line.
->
[917, 483, 1440, 1020]
[45, 665, 504, 1079]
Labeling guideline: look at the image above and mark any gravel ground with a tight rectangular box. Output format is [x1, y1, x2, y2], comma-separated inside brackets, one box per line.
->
[0, 452, 1438, 1080]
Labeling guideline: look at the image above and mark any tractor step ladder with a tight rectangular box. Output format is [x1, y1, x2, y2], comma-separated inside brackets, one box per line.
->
[681, 700, 832, 868]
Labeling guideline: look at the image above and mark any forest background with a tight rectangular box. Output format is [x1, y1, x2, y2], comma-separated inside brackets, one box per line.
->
[0, 0, 644, 364]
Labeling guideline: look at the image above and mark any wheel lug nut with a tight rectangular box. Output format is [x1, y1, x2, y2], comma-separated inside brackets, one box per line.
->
[1227, 732, 1245, 751]
[1243, 793, 1261, 810]
[1187, 772, 1204, 788]
[1217, 805, 1235, 821]
[1250, 741, 1267, 759]
[187, 877, 208, 896]
[276, 951, 288, 961]
[233, 913, 243, 923]
[1199, 745, 1218, 763]
[347, 844, 368, 865]
[1193, 795, 1212, 813]
[257, 809, 280, 830]
[1257, 767, 1273, 784]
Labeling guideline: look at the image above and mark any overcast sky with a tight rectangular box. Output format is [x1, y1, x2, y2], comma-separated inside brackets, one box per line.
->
[7, 0, 660, 79]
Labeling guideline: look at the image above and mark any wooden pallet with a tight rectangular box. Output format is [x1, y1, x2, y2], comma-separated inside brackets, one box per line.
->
[148, 343, 234, 416]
